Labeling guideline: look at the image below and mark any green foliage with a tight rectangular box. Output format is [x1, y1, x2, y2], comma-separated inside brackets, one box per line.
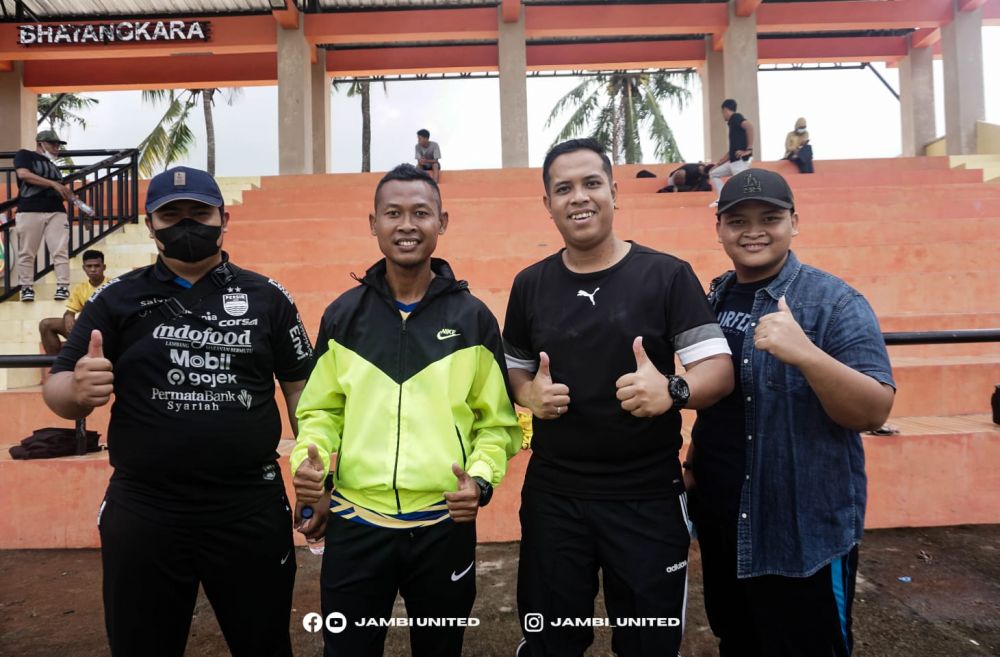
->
[37, 93, 99, 132]
[546, 70, 692, 164]
[137, 88, 243, 177]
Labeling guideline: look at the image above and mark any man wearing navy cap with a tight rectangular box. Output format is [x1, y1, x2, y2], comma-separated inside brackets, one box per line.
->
[43, 166, 314, 657]
[687, 168, 895, 657]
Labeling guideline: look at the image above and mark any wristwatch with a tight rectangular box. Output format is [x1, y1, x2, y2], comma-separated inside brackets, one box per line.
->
[667, 375, 690, 412]
[472, 476, 494, 507]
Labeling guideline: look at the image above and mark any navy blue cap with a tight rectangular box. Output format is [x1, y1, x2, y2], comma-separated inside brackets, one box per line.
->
[146, 166, 224, 213]
[717, 168, 795, 216]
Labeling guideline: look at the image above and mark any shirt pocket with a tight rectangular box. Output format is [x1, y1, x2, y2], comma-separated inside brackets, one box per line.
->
[764, 330, 817, 392]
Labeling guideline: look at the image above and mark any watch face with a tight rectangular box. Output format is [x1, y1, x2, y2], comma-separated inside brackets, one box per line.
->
[670, 376, 690, 404]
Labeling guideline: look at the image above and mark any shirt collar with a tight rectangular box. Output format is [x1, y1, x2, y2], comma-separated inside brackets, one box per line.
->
[763, 250, 802, 301]
[153, 250, 230, 283]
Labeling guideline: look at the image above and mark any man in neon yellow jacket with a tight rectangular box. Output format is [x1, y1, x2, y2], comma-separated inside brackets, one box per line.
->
[290, 163, 521, 657]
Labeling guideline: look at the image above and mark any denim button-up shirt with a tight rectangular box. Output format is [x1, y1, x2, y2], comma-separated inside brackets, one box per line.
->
[705, 251, 895, 578]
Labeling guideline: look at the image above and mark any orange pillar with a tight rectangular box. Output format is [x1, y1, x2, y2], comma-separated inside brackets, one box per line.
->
[701, 36, 727, 161]
[277, 21, 314, 174]
[722, 0, 761, 157]
[498, 5, 529, 167]
[0, 62, 36, 152]
[942, 0, 985, 154]
[899, 36, 937, 156]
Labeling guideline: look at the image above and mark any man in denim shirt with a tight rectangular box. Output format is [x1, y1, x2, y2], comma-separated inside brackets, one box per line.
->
[688, 169, 895, 657]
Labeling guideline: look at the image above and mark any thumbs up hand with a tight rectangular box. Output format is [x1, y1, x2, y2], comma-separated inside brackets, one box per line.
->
[526, 352, 571, 420]
[293, 443, 328, 504]
[73, 329, 114, 408]
[615, 337, 671, 417]
[444, 463, 480, 523]
[754, 296, 814, 365]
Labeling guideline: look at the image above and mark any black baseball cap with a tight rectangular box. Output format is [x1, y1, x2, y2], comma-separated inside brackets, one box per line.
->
[146, 166, 224, 213]
[716, 168, 795, 216]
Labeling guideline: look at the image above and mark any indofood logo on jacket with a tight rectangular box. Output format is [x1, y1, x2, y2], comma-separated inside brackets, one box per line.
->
[18, 20, 211, 46]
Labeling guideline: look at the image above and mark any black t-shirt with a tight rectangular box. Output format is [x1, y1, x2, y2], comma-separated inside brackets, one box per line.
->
[690, 274, 776, 523]
[727, 112, 749, 162]
[14, 149, 65, 213]
[503, 243, 727, 499]
[52, 254, 314, 525]
[672, 163, 709, 192]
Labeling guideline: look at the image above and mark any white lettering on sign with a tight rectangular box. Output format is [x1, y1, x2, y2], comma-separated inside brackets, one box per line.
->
[18, 20, 211, 46]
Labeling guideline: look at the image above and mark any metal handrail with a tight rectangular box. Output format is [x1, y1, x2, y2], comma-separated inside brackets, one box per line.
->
[0, 329, 996, 373]
[1, 329, 995, 454]
[1, 330, 997, 371]
[1, 148, 140, 302]
[883, 329, 1000, 345]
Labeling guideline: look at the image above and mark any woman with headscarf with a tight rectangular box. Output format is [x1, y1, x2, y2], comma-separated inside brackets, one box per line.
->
[783, 117, 814, 173]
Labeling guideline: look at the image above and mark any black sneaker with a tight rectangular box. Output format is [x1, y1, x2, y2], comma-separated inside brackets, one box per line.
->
[20, 286, 35, 302]
[54, 285, 70, 301]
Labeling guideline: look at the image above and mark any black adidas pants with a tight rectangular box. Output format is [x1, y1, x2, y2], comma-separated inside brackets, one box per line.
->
[517, 486, 692, 657]
[98, 495, 296, 657]
[693, 501, 858, 657]
[319, 514, 477, 657]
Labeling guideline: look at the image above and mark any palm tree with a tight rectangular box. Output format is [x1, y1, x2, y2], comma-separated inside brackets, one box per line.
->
[137, 88, 242, 177]
[333, 78, 386, 173]
[37, 93, 99, 132]
[547, 70, 693, 164]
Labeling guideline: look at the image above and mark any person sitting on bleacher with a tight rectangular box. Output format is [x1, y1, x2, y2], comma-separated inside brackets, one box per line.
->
[783, 117, 814, 174]
[658, 162, 714, 193]
[38, 249, 106, 355]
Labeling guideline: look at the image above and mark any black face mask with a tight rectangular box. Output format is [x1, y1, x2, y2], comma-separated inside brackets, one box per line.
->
[154, 217, 222, 262]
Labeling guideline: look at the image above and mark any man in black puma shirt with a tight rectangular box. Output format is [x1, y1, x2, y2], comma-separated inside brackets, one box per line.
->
[503, 139, 734, 657]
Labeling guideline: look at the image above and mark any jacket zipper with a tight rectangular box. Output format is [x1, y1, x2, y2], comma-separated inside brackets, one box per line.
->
[455, 425, 467, 467]
[391, 317, 407, 513]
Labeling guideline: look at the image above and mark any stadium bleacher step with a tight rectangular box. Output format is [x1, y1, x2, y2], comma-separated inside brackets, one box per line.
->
[2, 159, 998, 546]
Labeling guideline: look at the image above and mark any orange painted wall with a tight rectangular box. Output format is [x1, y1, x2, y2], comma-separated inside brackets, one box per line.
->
[3, 431, 999, 549]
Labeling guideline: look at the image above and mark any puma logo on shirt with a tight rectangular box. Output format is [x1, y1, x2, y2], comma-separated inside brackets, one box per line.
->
[577, 287, 600, 306]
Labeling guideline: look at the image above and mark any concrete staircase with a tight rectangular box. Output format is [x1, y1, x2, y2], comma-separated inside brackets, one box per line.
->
[1, 159, 998, 548]
[950, 153, 1000, 183]
[0, 176, 261, 390]
[0, 224, 158, 390]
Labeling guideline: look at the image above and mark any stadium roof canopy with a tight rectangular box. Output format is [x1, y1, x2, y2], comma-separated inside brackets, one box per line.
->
[1, 0, 998, 89]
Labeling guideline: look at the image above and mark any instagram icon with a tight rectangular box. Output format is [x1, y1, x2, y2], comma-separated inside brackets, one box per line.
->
[524, 613, 545, 633]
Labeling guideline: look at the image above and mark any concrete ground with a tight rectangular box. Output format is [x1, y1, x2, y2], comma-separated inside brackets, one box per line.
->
[1, 525, 998, 657]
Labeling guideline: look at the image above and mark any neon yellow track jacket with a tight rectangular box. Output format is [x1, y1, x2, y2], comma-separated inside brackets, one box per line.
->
[291, 258, 521, 515]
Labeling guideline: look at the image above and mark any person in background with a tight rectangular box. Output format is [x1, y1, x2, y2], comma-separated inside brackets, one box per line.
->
[783, 117, 814, 174]
[415, 129, 442, 182]
[709, 99, 755, 207]
[38, 249, 106, 355]
[659, 162, 714, 193]
[13, 130, 75, 302]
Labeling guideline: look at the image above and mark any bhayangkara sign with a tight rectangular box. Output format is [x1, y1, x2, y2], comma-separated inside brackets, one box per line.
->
[18, 20, 211, 46]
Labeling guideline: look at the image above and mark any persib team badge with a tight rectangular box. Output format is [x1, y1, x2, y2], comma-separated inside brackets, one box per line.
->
[223, 289, 249, 317]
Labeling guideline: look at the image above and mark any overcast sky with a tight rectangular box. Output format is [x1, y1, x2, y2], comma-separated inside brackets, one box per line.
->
[53, 27, 1000, 177]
